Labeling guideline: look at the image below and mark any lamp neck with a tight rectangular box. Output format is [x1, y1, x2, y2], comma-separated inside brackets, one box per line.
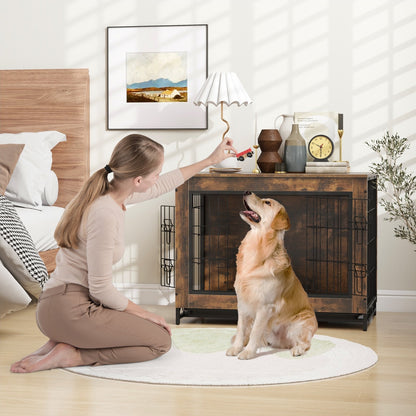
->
[221, 102, 230, 141]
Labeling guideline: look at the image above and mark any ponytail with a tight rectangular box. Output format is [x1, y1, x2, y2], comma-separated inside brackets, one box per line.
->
[54, 168, 110, 248]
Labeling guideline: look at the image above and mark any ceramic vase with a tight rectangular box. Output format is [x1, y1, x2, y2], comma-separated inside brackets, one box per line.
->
[275, 114, 294, 141]
[283, 124, 306, 173]
[257, 129, 283, 173]
[275, 114, 294, 158]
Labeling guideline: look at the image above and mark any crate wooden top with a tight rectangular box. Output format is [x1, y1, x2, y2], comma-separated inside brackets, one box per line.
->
[195, 172, 376, 179]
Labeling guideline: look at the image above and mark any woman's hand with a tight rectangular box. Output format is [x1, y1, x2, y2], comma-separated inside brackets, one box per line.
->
[140, 310, 172, 335]
[206, 137, 238, 166]
[179, 137, 239, 181]
[125, 300, 171, 335]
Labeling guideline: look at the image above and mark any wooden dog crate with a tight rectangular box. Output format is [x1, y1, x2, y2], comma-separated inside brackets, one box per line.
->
[164, 173, 377, 330]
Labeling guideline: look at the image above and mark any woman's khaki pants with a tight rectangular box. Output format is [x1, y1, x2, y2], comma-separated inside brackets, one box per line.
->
[36, 283, 171, 366]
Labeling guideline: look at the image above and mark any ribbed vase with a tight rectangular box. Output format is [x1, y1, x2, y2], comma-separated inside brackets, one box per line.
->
[257, 129, 283, 173]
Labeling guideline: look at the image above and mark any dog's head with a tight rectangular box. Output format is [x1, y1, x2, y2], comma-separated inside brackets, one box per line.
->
[240, 191, 290, 231]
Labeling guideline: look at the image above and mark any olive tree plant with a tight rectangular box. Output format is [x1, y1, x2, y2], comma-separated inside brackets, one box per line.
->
[366, 132, 416, 250]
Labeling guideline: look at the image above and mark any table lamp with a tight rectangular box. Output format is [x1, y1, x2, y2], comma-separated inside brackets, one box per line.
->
[194, 72, 252, 142]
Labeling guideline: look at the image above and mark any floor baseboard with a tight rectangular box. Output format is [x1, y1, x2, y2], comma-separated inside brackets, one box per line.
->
[115, 284, 416, 313]
[377, 290, 416, 312]
[115, 283, 174, 306]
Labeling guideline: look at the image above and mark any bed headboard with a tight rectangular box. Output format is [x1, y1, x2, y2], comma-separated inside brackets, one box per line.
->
[0, 69, 90, 207]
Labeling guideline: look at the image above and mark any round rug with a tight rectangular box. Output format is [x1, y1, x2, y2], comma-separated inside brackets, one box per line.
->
[65, 328, 378, 386]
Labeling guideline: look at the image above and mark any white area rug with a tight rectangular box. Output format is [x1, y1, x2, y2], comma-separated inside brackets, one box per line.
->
[65, 328, 378, 386]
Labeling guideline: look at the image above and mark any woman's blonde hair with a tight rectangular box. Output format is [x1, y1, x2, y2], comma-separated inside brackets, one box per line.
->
[55, 134, 164, 248]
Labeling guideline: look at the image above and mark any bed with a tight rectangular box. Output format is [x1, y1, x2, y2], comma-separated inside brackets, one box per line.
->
[0, 69, 90, 317]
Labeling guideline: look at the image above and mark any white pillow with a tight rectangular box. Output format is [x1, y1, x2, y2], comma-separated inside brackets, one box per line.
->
[41, 170, 59, 206]
[0, 131, 66, 208]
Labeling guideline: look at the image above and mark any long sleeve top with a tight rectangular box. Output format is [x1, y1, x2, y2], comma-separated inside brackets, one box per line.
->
[44, 169, 184, 311]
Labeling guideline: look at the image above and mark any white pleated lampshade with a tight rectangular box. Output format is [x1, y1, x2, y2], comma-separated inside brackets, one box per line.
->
[194, 72, 252, 107]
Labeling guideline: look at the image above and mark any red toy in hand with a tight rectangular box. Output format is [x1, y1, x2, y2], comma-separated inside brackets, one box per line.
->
[236, 148, 254, 161]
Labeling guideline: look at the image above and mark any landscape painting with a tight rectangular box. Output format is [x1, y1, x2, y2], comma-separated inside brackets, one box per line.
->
[107, 24, 207, 129]
[126, 52, 188, 103]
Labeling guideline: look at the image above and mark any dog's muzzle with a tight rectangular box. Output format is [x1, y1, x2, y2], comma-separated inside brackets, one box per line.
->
[241, 193, 261, 223]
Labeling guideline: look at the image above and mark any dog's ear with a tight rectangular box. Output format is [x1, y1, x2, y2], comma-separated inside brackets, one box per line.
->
[272, 207, 290, 231]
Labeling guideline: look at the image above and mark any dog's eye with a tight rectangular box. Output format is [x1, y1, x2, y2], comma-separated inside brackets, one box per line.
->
[264, 200, 271, 205]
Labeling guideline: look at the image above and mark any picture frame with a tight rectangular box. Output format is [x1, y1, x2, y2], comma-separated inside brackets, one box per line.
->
[107, 24, 208, 130]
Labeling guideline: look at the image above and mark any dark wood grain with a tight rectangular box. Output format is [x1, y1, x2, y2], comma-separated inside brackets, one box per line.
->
[175, 173, 377, 326]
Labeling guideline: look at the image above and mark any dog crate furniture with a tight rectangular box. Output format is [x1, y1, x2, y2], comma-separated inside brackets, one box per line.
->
[173, 173, 377, 330]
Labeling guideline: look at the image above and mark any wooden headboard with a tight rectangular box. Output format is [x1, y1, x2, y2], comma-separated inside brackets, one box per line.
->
[0, 69, 90, 273]
[0, 69, 90, 207]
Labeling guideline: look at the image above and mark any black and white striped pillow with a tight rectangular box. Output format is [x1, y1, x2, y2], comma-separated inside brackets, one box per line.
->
[0, 195, 48, 298]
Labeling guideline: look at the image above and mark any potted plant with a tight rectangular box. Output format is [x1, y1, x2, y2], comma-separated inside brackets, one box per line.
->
[366, 132, 416, 250]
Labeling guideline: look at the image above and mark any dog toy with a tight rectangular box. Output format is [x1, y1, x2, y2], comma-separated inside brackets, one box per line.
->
[236, 148, 254, 161]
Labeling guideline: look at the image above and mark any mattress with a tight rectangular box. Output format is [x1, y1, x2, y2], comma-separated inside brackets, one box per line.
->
[15, 206, 64, 252]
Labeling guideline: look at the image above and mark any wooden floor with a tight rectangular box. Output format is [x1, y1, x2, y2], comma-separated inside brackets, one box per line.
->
[1, 305, 415, 416]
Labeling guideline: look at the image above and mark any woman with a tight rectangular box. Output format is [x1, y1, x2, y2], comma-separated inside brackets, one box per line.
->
[11, 134, 237, 373]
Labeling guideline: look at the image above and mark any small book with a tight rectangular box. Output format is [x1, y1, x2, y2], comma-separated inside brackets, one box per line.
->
[305, 161, 350, 173]
[306, 161, 350, 167]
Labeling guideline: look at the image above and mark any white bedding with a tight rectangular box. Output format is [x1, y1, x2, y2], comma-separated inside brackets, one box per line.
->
[15, 206, 64, 252]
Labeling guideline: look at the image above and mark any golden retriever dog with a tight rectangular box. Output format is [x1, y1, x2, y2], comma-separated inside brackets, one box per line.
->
[226, 191, 318, 360]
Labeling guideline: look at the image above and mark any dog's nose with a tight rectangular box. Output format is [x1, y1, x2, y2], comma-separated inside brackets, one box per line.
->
[244, 191, 252, 196]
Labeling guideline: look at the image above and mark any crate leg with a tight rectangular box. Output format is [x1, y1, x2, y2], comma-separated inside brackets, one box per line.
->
[362, 315, 368, 331]
[176, 308, 181, 325]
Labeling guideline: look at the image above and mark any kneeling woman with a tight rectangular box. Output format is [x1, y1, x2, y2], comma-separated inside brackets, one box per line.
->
[11, 134, 236, 372]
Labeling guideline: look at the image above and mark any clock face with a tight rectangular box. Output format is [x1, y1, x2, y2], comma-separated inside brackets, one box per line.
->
[308, 135, 334, 160]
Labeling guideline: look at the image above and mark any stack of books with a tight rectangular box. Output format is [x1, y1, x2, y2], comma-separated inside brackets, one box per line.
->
[305, 161, 350, 173]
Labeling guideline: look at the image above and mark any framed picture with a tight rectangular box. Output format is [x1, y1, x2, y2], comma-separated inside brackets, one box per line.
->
[107, 24, 208, 130]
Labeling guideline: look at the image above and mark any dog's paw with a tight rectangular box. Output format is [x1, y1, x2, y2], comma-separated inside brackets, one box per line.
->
[226, 345, 243, 356]
[290, 344, 307, 357]
[237, 349, 256, 360]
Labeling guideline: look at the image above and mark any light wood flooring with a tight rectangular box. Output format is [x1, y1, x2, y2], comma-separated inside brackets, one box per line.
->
[1, 304, 415, 416]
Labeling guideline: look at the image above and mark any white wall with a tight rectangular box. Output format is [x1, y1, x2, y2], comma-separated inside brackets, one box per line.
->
[1, 0, 415, 297]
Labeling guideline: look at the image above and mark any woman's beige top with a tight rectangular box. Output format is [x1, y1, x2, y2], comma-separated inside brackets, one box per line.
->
[44, 169, 184, 311]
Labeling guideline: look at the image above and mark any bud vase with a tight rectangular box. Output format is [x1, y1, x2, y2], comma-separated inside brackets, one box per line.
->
[283, 124, 306, 173]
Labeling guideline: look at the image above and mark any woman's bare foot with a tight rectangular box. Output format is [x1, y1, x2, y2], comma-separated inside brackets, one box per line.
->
[10, 340, 58, 372]
[10, 343, 83, 373]
[30, 339, 58, 356]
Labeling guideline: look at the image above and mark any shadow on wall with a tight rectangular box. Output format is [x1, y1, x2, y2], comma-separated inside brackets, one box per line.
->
[63, 0, 415, 288]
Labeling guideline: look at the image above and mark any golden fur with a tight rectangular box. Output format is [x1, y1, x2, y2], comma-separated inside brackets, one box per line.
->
[226, 192, 318, 360]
